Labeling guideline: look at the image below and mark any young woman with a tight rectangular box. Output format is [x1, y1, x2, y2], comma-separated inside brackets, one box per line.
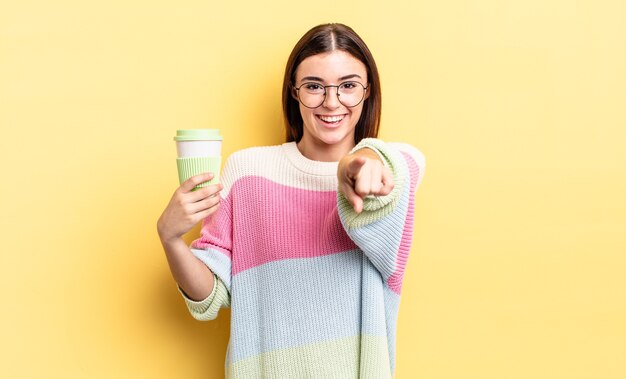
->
[157, 23, 425, 378]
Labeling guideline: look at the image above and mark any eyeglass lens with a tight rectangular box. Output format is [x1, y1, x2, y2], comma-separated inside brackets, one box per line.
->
[297, 81, 366, 108]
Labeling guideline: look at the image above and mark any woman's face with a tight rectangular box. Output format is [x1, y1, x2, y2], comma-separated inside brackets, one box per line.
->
[293, 50, 369, 160]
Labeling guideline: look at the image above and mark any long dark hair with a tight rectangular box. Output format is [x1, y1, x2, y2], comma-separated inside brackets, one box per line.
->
[282, 23, 382, 144]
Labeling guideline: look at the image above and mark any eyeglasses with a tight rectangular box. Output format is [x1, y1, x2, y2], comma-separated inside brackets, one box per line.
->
[293, 81, 369, 109]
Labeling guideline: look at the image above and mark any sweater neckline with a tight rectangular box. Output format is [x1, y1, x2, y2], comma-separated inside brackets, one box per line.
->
[282, 142, 338, 176]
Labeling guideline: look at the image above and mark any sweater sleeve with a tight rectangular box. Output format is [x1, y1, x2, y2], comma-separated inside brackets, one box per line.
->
[178, 156, 237, 320]
[178, 275, 231, 321]
[337, 138, 425, 293]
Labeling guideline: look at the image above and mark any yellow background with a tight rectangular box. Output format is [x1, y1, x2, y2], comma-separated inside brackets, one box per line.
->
[1, 0, 625, 378]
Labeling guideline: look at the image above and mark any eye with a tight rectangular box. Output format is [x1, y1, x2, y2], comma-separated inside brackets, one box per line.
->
[302, 82, 324, 93]
[340, 81, 359, 91]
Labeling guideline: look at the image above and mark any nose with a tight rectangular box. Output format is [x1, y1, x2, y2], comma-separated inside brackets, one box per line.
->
[322, 86, 341, 109]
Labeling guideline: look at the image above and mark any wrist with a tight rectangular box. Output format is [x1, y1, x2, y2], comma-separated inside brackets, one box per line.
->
[160, 234, 188, 253]
[157, 223, 182, 248]
[352, 147, 381, 162]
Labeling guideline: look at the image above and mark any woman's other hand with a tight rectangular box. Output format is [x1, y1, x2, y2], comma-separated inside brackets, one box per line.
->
[157, 173, 223, 244]
[337, 148, 394, 213]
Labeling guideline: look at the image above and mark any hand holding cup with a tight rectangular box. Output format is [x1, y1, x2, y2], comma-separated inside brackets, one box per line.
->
[157, 129, 225, 244]
[157, 172, 223, 245]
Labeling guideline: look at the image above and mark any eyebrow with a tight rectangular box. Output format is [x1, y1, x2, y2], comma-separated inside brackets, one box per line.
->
[300, 74, 363, 82]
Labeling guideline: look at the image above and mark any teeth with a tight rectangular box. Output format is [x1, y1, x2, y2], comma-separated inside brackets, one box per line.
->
[319, 115, 344, 122]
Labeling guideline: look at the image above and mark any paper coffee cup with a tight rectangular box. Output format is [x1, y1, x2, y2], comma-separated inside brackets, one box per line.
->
[174, 129, 222, 189]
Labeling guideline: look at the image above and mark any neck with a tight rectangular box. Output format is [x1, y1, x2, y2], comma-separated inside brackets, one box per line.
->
[296, 138, 354, 162]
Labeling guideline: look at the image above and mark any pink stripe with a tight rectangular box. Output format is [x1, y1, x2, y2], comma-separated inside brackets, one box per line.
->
[387, 153, 420, 294]
[229, 176, 357, 275]
[192, 195, 233, 258]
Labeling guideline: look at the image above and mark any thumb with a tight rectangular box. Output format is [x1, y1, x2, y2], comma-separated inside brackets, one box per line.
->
[342, 183, 364, 214]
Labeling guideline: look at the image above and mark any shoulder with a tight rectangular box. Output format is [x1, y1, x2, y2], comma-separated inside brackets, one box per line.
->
[388, 142, 426, 171]
[225, 144, 283, 166]
[223, 144, 286, 175]
[220, 144, 287, 193]
[387, 142, 426, 190]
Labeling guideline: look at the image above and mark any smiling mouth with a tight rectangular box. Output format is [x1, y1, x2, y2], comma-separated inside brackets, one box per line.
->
[317, 114, 346, 124]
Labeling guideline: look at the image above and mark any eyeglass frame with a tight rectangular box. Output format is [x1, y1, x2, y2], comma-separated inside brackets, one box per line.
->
[292, 81, 370, 109]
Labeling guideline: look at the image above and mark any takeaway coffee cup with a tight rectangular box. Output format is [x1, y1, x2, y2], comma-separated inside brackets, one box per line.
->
[174, 129, 222, 189]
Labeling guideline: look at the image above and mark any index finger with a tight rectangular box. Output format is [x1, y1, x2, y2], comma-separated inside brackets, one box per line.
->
[346, 156, 367, 179]
[180, 172, 214, 193]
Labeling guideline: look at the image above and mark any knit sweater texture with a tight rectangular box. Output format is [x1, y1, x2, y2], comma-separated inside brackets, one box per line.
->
[180, 139, 425, 378]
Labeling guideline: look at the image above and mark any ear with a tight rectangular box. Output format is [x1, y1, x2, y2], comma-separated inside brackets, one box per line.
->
[364, 84, 371, 100]
[291, 85, 299, 101]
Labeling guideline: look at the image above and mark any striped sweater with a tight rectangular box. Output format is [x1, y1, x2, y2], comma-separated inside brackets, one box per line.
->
[180, 138, 425, 378]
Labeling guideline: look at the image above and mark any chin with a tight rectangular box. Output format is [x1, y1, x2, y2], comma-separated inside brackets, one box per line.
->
[317, 132, 354, 147]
